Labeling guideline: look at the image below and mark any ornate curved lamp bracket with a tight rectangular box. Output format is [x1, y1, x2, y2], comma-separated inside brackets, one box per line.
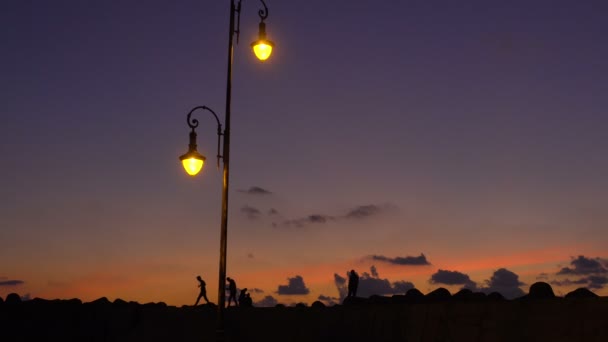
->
[258, 0, 269, 22]
[186, 106, 224, 169]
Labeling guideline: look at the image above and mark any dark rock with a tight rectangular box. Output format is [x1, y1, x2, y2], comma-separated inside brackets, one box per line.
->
[528, 282, 555, 299]
[113, 298, 129, 306]
[404, 288, 425, 303]
[369, 295, 391, 304]
[88, 297, 111, 305]
[5, 293, 21, 304]
[294, 302, 307, 308]
[342, 296, 367, 306]
[274, 304, 286, 308]
[472, 292, 487, 300]
[311, 301, 325, 309]
[65, 298, 82, 306]
[487, 292, 505, 301]
[28, 297, 51, 306]
[390, 294, 407, 303]
[452, 289, 488, 301]
[426, 288, 451, 302]
[453, 288, 474, 301]
[143, 301, 167, 310]
[565, 287, 599, 299]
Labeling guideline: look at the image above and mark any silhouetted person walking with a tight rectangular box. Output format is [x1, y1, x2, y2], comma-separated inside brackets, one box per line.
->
[348, 269, 359, 297]
[227, 277, 238, 307]
[194, 275, 210, 306]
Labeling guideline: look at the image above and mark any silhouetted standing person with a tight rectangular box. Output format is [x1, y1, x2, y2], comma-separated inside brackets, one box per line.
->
[227, 277, 238, 307]
[194, 275, 210, 306]
[348, 269, 359, 297]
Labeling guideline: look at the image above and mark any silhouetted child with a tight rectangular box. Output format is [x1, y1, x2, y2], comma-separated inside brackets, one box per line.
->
[194, 275, 210, 306]
[244, 293, 252, 307]
[227, 277, 238, 307]
[348, 269, 359, 297]
[238, 288, 248, 306]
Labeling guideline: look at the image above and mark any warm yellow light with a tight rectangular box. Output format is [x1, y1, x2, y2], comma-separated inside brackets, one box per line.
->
[182, 157, 204, 176]
[252, 41, 273, 61]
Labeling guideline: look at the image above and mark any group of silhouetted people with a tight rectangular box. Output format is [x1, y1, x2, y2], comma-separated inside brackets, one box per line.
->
[194, 275, 252, 308]
[195, 269, 361, 307]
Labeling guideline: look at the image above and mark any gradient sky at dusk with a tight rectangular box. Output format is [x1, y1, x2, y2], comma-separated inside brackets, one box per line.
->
[2, 0, 608, 306]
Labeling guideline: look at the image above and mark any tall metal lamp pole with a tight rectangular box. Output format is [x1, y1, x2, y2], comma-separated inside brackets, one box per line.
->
[178, 1, 274, 340]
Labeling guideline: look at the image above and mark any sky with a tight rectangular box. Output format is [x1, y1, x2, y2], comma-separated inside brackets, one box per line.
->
[1, 0, 608, 306]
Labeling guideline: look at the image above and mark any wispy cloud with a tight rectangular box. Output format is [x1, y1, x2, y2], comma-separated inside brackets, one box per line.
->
[370, 253, 431, 266]
[238, 186, 272, 195]
[280, 214, 335, 228]
[345, 205, 383, 219]
[275, 203, 394, 228]
[0, 279, 25, 287]
[317, 294, 339, 306]
[241, 205, 261, 219]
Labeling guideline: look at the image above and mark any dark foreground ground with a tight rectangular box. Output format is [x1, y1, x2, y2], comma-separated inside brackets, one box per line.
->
[2, 284, 607, 342]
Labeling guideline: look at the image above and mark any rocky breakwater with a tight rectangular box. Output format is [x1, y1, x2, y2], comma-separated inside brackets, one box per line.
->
[1, 282, 607, 341]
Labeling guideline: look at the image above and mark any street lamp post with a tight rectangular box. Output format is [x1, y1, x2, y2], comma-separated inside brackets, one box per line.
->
[178, 0, 274, 340]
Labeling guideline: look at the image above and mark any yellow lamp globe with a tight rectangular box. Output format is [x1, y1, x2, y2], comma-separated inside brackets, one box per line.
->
[252, 40, 274, 61]
[179, 150, 206, 176]
[251, 21, 274, 61]
[182, 157, 204, 176]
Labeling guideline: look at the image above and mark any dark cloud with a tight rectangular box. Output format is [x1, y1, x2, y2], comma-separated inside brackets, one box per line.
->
[333, 273, 348, 301]
[318, 294, 338, 301]
[557, 255, 608, 275]
[335, 266, 414, 302]
[550, 278, 588, 287]
[277, 275, 310, 295]
[241, 205, 261, 219]
[553, 275, 608, 290]
[370, 265, 379, 278]
[392, 280, 416, 294]
[247, 253, 254, 259]
[268, 208, 279, 215]
[480, 268, 525, 299]
[254, 295, 278, 307]
[281, 214, 335, 228]
[276, 203, 393, 228]
[550, 256, 608, 290]
[587, 275, 608, 289]
[430, 269, 477, 288]
[238, 186, 272, 195]
[0, 280, 25, 287]
[345, 205, 382, 219]
[371, 253, 431, 266]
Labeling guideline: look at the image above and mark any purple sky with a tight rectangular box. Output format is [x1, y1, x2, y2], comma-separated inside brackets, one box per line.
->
[1, 0, 608, 305]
